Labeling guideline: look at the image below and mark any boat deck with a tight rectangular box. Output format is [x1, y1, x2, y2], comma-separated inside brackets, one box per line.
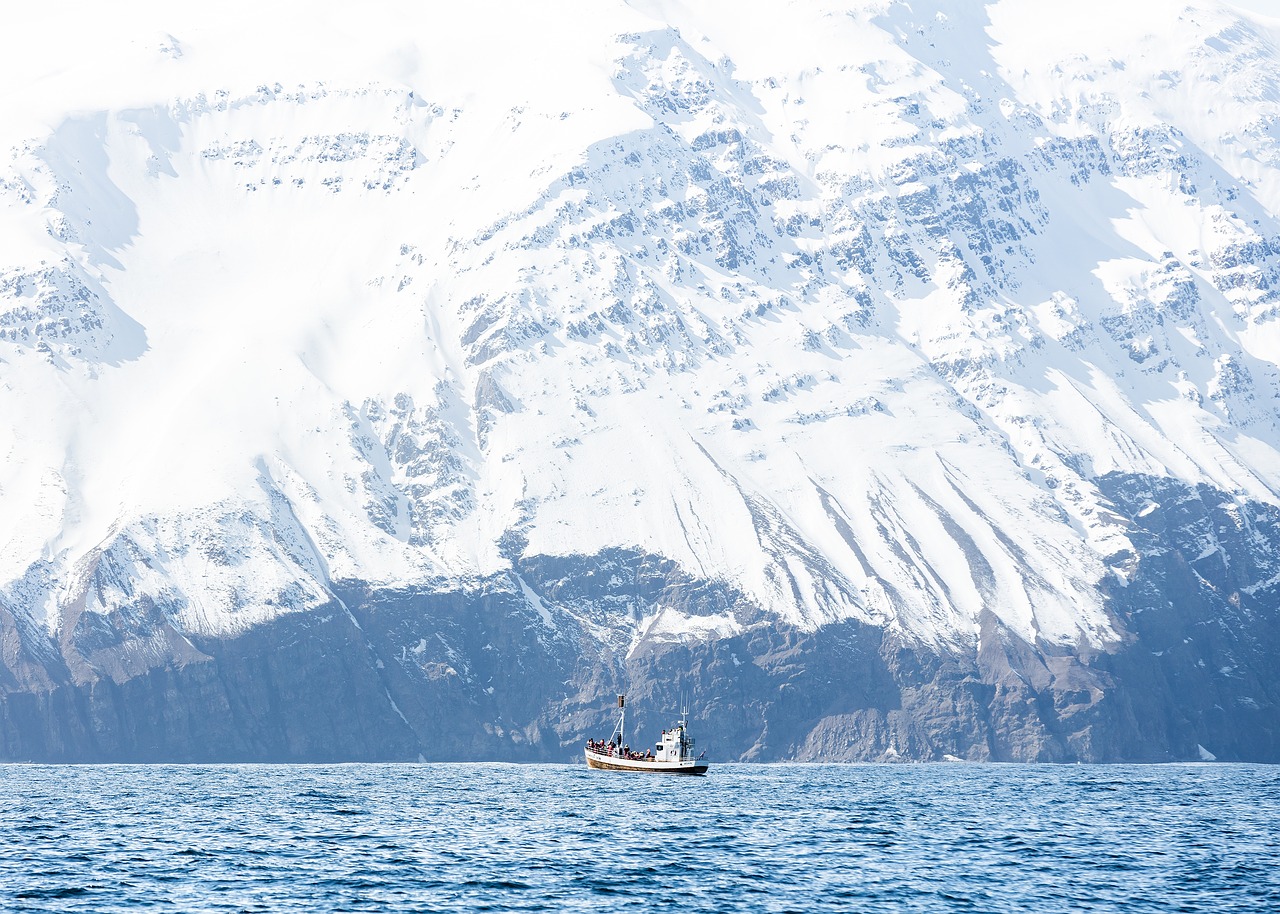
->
[584, 748, 708, 775]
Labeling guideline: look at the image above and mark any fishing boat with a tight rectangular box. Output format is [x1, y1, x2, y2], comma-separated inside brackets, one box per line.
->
[584, 695, 709, 775]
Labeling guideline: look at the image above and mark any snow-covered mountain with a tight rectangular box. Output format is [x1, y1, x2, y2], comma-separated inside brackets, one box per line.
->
[2, 0, 1278, 761]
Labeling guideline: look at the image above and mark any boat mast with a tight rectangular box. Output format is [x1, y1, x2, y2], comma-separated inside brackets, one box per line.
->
[679, 694, 691, 759]
[612, 694, 625, 746]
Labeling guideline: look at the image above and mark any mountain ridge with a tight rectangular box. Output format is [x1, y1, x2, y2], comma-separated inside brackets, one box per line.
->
[1, 0, 1278, 760]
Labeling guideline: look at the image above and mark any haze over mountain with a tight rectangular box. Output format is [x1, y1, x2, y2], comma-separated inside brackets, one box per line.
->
[2, 0, 1278, 761]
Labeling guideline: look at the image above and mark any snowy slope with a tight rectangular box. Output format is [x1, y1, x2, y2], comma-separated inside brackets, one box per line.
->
[3, 0, 1280, 664]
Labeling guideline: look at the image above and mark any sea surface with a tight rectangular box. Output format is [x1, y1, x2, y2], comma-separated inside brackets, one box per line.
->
[1, 762, 1276, 912]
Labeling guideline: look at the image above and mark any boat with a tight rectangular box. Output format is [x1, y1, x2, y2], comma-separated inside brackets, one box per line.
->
[584, 695, 709, 775]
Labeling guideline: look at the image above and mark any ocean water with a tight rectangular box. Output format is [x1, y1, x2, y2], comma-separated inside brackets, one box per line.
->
[1, 763, 1276, 912]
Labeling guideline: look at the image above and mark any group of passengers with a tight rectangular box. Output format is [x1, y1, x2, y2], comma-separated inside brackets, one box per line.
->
[586, 738, 654, 761]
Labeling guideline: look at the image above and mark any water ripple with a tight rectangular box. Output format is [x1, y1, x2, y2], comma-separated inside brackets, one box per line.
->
[0, 763, 1277, 912]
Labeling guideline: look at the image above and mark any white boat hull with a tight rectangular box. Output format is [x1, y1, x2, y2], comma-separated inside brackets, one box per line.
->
[584, 748, 709, 775]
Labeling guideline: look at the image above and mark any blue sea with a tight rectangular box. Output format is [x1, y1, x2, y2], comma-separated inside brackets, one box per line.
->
[1, 763, 1276, 912]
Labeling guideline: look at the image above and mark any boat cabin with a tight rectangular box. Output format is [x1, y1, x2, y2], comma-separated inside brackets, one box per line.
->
[655, 722, 695, 762]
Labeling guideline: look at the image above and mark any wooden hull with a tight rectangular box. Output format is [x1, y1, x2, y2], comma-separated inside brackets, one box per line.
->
[584, 749, 708, 775]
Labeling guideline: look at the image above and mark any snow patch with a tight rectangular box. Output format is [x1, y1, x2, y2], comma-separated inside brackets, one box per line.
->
[632, 606, 741, 653]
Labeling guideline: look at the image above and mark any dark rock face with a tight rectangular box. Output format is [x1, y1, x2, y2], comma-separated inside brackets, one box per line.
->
[1086, 473, 1280, 761]
[1, 473, 1277, 763]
